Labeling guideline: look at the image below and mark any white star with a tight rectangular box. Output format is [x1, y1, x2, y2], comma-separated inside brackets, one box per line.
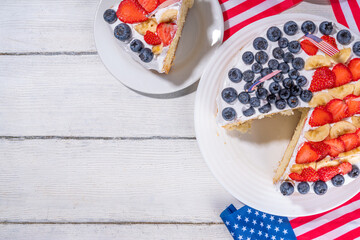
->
[247, 208, 252, 214]
[252, 219, 257, 225]
[258, 230, 262, 236]
[246, 238, 251, 240]
[283, 229, 288, 235]
[231, 232, 234, 236]
[234, 224, 239, 229]
[266, 224, 271, 230]
[275, 227, 279, 232]
[265, 233, 269, 238]
[226, 221, 230, 226]
[255, 211, 259, 216]
[242, 226, 247, 232]
[278, 218, 283, 223]
[262, 213, 267, 219]
[271, 236, 276, 240]
[237, 215, 241, 220]
[250, 228, 255, 234]
[245, 217, 249, 223]
[260, 222, 264, 227]
[280, 238, 284, 240]
[270, 216, 275, 221]
[238, 235, 243, 240]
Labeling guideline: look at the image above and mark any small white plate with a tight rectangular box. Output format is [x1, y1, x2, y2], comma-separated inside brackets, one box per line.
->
[94, 0, 224, 94]
[195, 13, 360, 217]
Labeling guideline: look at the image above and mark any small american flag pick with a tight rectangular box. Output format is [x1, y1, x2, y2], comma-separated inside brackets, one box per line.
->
[303, 33, 339, 57]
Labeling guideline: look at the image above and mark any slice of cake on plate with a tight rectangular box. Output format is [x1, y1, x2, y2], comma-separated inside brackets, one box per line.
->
[103, 0, 194, 74]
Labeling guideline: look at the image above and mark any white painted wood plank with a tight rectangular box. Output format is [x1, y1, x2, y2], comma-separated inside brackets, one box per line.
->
[0, 139, 239, 222]
[0, 224, 231, 240]
[0, 55, 196, 137]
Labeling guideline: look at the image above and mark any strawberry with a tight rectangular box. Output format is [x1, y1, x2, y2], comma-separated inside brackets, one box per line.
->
[332, 63, 353, 87]
[289, 172, 304, 182]
[116, 0, 148, 24]
[295, 142, 321, 164]
[300, 167, 320, 182]
[338, 162, 352, 175]
[317, 166, 341, 182]
[159, 0, 167, 3]
[339, 133, 359, 152]
[300, 39, 318, 55]
[356, 129, 360, 139]
[156, 22, 177, 46]
[144, 30, 161, 45]
[348, 58, 360, 81]
[344, 94, 360, 116]
[138, 0, 158, 13]
[325, 99, 348, 122]
[309, 67, 336, 92]
[324, 138, 345, 157]
[309, 106, 333, 127]
[321, 35, 338, 49]
[310, 142, 330, 160]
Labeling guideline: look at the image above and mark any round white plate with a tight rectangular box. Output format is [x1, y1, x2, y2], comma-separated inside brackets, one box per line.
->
[94, 0, 224, 94]
[195, 13, 360, 217]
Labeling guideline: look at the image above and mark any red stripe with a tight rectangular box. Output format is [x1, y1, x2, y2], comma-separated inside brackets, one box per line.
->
[334, 226, 360, 240]
[296, 208, 360, 240]
[348, 0, 360, 31]
[223, 0, 265, 21]
[218, 0, 228, 4]
[223, 0, 302, 41]
[290, 192, 360, 229]
[330, 0, 349, 28]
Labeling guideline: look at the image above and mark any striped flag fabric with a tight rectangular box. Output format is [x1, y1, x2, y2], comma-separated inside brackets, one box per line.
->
[303, 33, 340, 56]
[330, 0, 360, 33]
[221, 192, 360, 240]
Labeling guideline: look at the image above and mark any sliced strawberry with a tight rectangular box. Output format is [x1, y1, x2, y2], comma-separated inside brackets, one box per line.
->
[356, 129, 360, 139]
[309, 106, 333, 127]
[310, 142, 330, 160]
[156, 22, 177, 46]
[317, 166, 340, 182]
[339, 133, 359, 152]
[295, 142, 321, 164]
[289, 172, 304, 182]
[348, 58, 360, 81]
[338, 162, 352, 175]
[300, 167, 319, 182]
[144, 30, 161, 45]
[332, 63, 353, 87]
[116, 0, 148, 24]
[324, 138, 345, 157]
[309, 67, 336, 92]
[325, 99, 348, 122]
[138, 0, 158, 13]
[345, 94, 360, 116]
[159, 0, 167, 3]
[321, 35, 338, 49]
[300, 39, 318, 55]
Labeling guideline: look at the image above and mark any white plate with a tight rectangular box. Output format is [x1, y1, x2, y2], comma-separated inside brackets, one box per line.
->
[94, 0, 224, 94]
[195, 13, 360, 217]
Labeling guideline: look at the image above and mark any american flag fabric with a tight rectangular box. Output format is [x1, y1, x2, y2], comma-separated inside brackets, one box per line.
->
[221, 192, 360, 240]
[330, 0, 360, 33]
[303, 33, 340, 56]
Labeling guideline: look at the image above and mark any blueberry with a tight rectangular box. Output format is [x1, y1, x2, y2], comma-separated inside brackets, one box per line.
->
[279, 88, 291, 100]
[130, 39, 144, 53]
[267, 26, 282, 42]
[301, 20, 316, 34]
[243, 107, 255, 117]
[268, 59, 279, 70]
[267, 94, 277, 104]
[103, 9, 117, 24]
[319, 21, 333, 35]
[337, 29, 352, 45]
[283, 21, 298, 36]
[287, 96, 299, 108]
[314, 181, 328, 195]
[252, 63, 263, 73]
[297, 182, 310, 194]
[222, 107, 237, 121]
[269, 82, 281, 94]
[255, 51, 269, 64]
[275, 99, 286, 110]
[283, 78, 293, 88]
[242, 51, 254, 65]
[283, 52, 294, 63]
[296, 76, 307, 87]
[244, 82, 255, 93]
[353, 41, 360, 56]
[256, 88, 268, 99]
[243, 70, 255, 82]
[238, 92, 250, 104]
[278, 62, 290, 73]
[331, 174, 345, 187]
[288, 41, 301, 54]
[139, 48, 153, 63]
[114, 23, 132, 41]
[221, 87, 238, 103]
[273, 47, 284, 60]
[228, 68, 243, 83]
[278, 37, 289, 48]
[272, 73, 284, 82]
[288, 69, 299, 79]
[348, 165, 360, 178]
[292, 57, 305, 70]
[259, 103, 271, 113]
[250, 97, 260, 108]
[300, 90, 313, 102]
[253, 37, 268, 50]
[290, 85, 302, 96]
[280, 182, 294, 196]
[261, 68, 272, 77]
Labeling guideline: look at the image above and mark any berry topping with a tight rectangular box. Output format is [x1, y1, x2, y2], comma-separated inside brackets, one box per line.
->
[288, 69, 299, 79]
[339, 133, 359, 152]
[279, 88, 290, 100]
[269, 82, 281, 94]
[228, 68, 243, 83]
[289, 172, 303, 181]
[302, 167, 320, 182]
[273, 73, 284, 82]
[144, 30, 161, 45]
[353, 41, 360, 56]
[296, 76, 307, 87]
[348, 165, 360, 178]
[116, 0, 148, 24]
[319, 21, 333, 35]
[114, 23, 132, 41]
[244, 82, 255, 93]
[301, 20, 316, 34]
[104, 9, 117, 24]
[338, 162, 352, 175]
[243, 106, 255, 117]
[296, 142, 320, 164]
[300, 39, 318, 56]
[139, 48, 154, 62]
[252, 63, 262, 73]
[348, 58, 360, 81]
[242, 51, 254, 65]
[221, 87, 238, 103]
[256, 87, 268, 99]
[156, 22, 177, 46]
[290, 85, 302, 96]
[288, 40, 301, 53]
[130, 39, 144, 52]
[283, 52, 294, 63]
[314, 180, 328, 195]
[324, 138, 345, 157]
[317, 166, 340, 182]
[238, 92, 250, 104]
[267, 94, 277, 104]
[255, 51, 269, 64]
[297, 182, 310, 194]
[282, 78, 293, 88]
[331, 174, 345, 187]
[268, 59, 279, 70]
[309, 106, 332, 127]
[287, 96, 299, 108]
[309, 67, 336, 92]
[311, 141, 330, 160]
[275, 99, 286, 110]
[300, 90, 313, 102]
[283, 21, 298, 36]
[243, 70, 255, 82]
[344, 94, 360, 116]
[253, 37, 268, 50]
[280, 182, 294, 196]
[267, 26, 282, 42]
[292, 57, 305, 70]
[250, 97, 260, 108]
[278, 62, 290, 73]
[137, 0, 158, 13]
[332, 63, 353, 87]
[261, 68, 272, 77]
[337, 29, 352, 45]
[259, 103, 271, 113]
[222, 107, 237, 121]
[325, 99, 348, 122]
[321, 35, 338, 49]
[278, 37, 289, 48]
[272, 47, 284, 60]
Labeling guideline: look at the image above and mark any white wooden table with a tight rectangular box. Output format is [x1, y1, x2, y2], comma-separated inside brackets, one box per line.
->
[0, 1, 337, 239]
